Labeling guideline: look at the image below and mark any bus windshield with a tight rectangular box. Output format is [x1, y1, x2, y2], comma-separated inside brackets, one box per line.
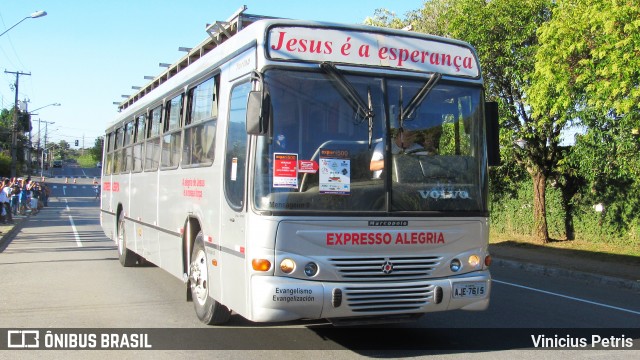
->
[253, 68, 487, 213]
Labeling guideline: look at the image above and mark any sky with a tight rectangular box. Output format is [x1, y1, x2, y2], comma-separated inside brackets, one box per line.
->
[0, 1, 424, 148]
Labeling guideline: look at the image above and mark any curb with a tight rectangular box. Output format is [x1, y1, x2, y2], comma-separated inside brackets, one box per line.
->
[493, 257, 640, 291]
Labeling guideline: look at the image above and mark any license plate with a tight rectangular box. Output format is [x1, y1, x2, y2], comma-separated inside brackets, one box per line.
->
[452, 282, 486, 298]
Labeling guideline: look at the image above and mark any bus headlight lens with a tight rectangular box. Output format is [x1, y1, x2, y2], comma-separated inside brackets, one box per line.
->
[468, 255, 480, 267]
[304, 262, 318, 277]
[280, 259, 295, 274]
[450, 258, 461, 272]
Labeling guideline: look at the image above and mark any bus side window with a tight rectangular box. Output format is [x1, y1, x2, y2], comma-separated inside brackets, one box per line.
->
[184, 75, 218, 167]
[145, 105, 162, 171]
[161, 94, 183, 169]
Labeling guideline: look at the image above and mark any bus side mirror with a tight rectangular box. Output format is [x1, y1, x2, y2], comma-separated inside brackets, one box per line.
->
[246, 90, 269, 135]
[485, 101, 500, 166]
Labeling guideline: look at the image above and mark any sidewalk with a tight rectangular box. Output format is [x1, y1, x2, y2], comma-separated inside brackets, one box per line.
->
[0, 212, 30, 247]
[490, 241, 640, 291]
[1, 214, 638, 291]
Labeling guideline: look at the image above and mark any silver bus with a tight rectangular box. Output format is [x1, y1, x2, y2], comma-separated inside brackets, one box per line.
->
[100, 8, 500, 325]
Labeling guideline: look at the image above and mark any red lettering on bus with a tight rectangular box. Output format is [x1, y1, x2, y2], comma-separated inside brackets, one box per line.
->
[326, 232, 442, 245]
[271, 31, 333, 54]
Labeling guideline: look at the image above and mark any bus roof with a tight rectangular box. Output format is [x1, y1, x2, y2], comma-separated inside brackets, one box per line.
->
[115, 6, 480, 117]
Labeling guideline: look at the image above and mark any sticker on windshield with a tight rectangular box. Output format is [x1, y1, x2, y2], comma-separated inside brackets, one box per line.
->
[273, 153, 298, 188]
[298, 160, 319, 174]
[319, 149, 350, 195]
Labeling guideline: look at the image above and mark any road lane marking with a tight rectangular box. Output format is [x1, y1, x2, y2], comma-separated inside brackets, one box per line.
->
[68, 216, 83, 247]
[64, 199, 82, 247]
[493, 279, 640, 316]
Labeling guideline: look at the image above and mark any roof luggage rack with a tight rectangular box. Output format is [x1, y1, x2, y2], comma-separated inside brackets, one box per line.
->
[118, 6, 274, 111]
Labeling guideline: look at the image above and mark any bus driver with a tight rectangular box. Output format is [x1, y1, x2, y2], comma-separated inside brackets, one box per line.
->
[370, 127, 427, 179]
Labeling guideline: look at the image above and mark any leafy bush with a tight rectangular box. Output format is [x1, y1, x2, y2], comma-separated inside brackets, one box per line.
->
[0, 152, 11, 176]
[491, 177, 639, 248]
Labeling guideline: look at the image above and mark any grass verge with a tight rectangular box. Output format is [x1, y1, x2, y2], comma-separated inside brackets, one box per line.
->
[490, 233, 640, 258]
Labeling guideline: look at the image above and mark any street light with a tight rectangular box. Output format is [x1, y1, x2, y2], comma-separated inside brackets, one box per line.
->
[0, 10, 47, 37]
[30, 102, 61, 113]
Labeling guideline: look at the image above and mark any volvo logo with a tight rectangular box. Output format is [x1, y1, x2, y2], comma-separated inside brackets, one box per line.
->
[381, 259, 394, 274]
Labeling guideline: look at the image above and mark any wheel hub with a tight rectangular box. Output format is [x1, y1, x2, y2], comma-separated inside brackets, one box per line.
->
[190, 250, 208, 304]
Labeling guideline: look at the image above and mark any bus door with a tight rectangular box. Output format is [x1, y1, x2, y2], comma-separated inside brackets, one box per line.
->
[219, 80, 251, 309]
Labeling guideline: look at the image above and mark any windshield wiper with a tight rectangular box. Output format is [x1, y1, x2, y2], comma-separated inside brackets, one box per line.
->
[320, 62, 375, 148]
[400, 72, 442, 121]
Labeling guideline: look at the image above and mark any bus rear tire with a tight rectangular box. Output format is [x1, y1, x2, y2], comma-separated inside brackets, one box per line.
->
[117, 212, 137, 267]
[190, 232, 231, 325]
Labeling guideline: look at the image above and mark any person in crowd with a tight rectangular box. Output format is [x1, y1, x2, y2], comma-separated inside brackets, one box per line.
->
[41, 183, 50, 207]
[0, 178, 12, 223]
[18, 179, 29, 215]
[11, 180, 20, 216]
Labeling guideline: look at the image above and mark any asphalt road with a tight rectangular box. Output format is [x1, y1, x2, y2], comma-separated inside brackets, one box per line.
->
[0, 175, 638, 359]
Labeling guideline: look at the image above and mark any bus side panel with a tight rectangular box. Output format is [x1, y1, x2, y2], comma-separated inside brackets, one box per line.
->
[156, 168, 187, 279]
[100, 172, 116, 241]
[137, 170, 160, 264]
[120, 174, 135, 253]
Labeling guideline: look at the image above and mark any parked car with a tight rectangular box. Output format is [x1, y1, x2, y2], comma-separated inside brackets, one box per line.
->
[52, 160, 63, 168]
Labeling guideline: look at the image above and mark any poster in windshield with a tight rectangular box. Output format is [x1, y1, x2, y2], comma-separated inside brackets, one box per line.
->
[273, 153, 298, 188]
[319, 149, 350, 195]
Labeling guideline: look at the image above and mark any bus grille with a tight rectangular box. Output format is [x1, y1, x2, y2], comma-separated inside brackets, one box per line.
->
[343, 284, 434, 313]
[328, 256, 442, 281]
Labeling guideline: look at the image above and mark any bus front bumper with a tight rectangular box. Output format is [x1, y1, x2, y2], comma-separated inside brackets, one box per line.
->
[250, 271, 491, 323]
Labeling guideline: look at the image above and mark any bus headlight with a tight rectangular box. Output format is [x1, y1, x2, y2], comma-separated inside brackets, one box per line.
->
[280, 259, 295, 274]
[468, 254, 480, 267]
[450, 258, 461, 272]
[304, 262, 318, 277]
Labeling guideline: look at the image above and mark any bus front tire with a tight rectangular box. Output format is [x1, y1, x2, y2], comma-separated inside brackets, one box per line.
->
[117, 212, 137, 267]
[190, 233, 231, 325]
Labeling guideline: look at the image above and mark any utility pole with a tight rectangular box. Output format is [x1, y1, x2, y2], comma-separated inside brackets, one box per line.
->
[5, 70, 32, 177]
[37, 119, 55, 177]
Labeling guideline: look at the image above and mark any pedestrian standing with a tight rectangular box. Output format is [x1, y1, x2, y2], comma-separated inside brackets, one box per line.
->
[42, 183, 50, 207]
[0, 179, 11, 223]
[93, 180, 101, 200]
[11, 182, 20, 216]
[19, 180, 29, 215]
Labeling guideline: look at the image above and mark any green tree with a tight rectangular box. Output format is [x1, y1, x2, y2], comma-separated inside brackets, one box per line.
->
[0, 109, 13, 152]
[441, 0, 558, 243]
[0, 108, 30, 176]
[529, 0, 640, 236]
[56, 140, 71, 160]
[90, 136, 104, 162]
[365, 1, 452, 36]
[364, 9, 408, 29]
